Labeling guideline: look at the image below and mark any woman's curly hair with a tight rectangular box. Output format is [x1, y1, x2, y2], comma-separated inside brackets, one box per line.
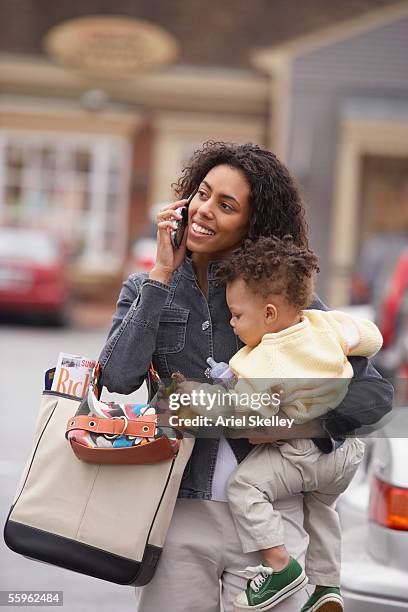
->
[215, 235, 320, 310]
[173, 141, 309, 248]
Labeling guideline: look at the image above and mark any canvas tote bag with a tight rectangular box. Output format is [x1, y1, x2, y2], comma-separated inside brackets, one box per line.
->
[4, 371, 194, 586]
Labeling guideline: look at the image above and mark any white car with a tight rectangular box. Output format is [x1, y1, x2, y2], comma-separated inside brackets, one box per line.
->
[338, 418, 408, 611]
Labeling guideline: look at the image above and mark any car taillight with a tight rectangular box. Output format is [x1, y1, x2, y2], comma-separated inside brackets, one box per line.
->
[369, 475, 408, 530]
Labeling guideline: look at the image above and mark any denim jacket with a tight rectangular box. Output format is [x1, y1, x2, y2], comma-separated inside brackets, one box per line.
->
[98, 257, 393, 500]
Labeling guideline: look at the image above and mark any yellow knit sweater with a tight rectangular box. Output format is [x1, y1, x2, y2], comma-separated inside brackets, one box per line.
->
[227, 309, 383, 423]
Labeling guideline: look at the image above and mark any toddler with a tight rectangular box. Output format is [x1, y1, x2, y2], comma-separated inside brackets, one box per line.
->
[178, 235, 382, 612]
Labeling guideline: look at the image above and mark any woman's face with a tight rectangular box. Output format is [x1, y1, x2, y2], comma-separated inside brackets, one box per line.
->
[186, 164, 251, 259]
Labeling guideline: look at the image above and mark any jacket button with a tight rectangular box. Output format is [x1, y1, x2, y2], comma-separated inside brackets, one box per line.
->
[202, 320, 210, 331]
[204, 367, 212, 378]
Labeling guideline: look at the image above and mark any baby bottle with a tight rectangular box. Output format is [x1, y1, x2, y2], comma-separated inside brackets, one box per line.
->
[206, 357, 235, 381]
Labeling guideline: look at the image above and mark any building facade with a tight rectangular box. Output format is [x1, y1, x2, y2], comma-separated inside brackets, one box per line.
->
[255, 3, 408, 304]
[0, 2, 407, 301]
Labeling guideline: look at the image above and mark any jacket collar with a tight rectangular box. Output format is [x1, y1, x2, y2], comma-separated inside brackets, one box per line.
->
[181, 255, 223, 281]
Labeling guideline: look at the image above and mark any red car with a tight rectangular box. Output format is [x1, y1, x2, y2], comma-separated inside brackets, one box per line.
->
[375, 248, 408, 402]
[0, 227, 71, 325]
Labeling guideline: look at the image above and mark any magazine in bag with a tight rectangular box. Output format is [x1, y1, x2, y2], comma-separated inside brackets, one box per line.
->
[51, 352, 96, 399]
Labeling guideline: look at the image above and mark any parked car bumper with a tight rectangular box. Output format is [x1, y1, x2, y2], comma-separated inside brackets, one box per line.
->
[0, 282, 68, 312]
[342, 588, 408, 612]
[341, 526, 408, 611]
[341, 586, 408, 612]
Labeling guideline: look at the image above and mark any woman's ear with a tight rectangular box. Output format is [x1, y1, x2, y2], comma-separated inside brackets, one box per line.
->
[264, 303, 278, 323]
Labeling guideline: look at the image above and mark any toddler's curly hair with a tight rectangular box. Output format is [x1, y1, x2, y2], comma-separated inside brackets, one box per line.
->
[215, 235, 320, 310]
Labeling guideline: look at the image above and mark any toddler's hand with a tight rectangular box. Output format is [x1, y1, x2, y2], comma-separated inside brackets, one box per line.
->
[176, 379, 201, 396]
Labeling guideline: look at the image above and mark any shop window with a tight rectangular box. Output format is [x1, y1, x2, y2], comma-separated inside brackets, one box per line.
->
[0, 131, 130, 272]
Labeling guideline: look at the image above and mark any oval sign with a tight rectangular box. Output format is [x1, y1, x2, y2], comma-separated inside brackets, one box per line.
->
[43, 15, 179, 78]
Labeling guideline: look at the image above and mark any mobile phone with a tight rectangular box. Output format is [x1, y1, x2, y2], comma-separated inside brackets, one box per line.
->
[170, 189, 197, 249]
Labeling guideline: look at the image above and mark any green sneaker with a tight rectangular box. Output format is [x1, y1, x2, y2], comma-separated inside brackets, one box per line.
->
[300, 587, 344, 612]
[234, 558, 308, 610]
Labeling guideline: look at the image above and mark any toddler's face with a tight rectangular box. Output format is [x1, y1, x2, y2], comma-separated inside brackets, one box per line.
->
[226, 279, 269, 347]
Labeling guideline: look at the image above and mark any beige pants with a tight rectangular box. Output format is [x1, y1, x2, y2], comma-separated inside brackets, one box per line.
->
[135, 496, 311, 612]
[228, 437, 365, 587]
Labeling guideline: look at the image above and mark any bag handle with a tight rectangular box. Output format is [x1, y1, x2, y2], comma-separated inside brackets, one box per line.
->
[93, 361, 160, 400]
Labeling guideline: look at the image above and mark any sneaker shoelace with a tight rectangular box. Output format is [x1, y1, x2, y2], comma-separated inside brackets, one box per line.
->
[237, 564, 274, 593]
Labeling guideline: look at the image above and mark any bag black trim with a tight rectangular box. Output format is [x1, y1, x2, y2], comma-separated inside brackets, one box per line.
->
[4, 521, 161, 586]
[42, 390, 81, 401]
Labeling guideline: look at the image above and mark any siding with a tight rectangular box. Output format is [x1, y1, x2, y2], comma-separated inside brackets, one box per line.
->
[288, 15, 408, 300]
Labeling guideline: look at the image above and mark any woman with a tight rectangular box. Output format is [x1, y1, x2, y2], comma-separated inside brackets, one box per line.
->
[98, 142, 392, 612]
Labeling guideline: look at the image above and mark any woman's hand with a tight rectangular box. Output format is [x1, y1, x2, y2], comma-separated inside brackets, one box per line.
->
[149, 199, 189, 284]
